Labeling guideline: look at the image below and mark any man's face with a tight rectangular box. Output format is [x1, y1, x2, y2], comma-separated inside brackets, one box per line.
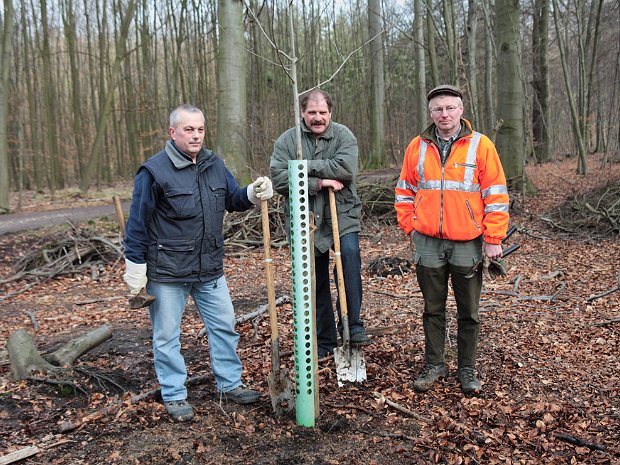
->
[429, 95, 463, 137]
[169, 110, 205, 159]
[302, 97, 332, 136]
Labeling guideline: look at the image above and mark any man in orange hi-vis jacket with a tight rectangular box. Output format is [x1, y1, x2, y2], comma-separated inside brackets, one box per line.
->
[395, 84, 509, 395]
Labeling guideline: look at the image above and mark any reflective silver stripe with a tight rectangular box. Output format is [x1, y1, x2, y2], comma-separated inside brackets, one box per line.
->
[396, 179, 417, 193]
[419, 179, 480, 193]
[482, 184, 509, 198]
[395, 195, 415, 204]
[484, 203, 510, 213]
[463, 132, 482, 186]
[418, 140, 427, 182]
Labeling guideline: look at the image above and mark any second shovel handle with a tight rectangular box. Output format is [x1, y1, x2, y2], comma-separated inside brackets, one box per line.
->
[328, 189, 351, 345]
[261, 201, 279, 350]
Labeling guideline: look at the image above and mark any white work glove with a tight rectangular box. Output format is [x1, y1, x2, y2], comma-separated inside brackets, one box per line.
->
[124, 258, 147, 296]
[247, 176, 273, 205]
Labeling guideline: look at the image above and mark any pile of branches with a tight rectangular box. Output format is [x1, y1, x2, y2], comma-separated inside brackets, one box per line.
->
[223, 179, 399, 249]
[542, 181, 620, 239]
[1, 226, 122, 296]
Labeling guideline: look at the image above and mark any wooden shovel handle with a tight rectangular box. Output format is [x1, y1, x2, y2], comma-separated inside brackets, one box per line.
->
[328, 188, 350, 345]
[261, 201, 280, 366]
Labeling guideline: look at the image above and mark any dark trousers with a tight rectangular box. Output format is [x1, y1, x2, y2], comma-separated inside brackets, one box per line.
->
[416, 263, 481, 367]
[314, 232, 364, 352]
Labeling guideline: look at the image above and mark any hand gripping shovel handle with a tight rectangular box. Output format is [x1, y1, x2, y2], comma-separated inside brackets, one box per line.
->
[328, 188, 351, 348]
[261, 200, 280, 368]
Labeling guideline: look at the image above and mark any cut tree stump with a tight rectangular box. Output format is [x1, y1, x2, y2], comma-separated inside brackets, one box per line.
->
[7, 330, 57, 381]
[8, 325, 113, 381]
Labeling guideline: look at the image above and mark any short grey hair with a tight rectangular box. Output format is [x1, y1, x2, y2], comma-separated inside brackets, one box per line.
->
[169, 104, 205, 128]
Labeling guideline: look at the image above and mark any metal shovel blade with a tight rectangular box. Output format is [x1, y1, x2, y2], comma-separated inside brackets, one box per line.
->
[267, 368, 295, 415]
[333, 346, 367, 387]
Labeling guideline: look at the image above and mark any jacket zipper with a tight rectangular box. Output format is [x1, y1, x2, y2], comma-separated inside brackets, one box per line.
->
[465, 200, 481, 230]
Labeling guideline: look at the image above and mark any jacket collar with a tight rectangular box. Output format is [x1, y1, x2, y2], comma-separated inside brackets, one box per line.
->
[165, 140, 213, 169]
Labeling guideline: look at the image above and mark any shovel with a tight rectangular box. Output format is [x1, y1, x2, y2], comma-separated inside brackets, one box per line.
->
[261, 200, 295, 415]
[328, 189, 367, 386]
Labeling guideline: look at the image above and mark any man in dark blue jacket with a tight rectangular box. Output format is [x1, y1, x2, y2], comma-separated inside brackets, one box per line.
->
[123, 104, 273, 421]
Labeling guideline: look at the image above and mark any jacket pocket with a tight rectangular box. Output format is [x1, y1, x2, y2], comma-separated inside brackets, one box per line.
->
[164, 188, 200, 219]
[465, 200, 481, 230]
[155, 238, 196, 276]
[210, 185, 226, 212]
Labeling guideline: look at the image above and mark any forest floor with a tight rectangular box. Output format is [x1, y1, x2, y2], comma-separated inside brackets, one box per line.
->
[0, 156, 619, 465]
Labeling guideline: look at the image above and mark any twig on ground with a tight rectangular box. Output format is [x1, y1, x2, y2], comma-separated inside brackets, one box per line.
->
[372, 392, 433, 424]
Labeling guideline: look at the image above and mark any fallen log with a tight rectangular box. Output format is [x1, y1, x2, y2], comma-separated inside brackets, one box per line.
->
[8, 325, 112, 381]
[45, 325, 112, 367]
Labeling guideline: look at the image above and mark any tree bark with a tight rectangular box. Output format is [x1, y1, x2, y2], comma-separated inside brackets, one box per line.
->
[8, 329, 57, 381]
[367, 0, 385, 168]
[216, 0, 249, 181]
[494, 0, 526, 189]
[8, 325, 113, 380]
[0, 0, 13, 212]
[532, 0, 551, 162]
[414, 0, 427, 132]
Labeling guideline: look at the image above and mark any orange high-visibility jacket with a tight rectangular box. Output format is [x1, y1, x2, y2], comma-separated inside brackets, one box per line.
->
[395, 120, 509, 244]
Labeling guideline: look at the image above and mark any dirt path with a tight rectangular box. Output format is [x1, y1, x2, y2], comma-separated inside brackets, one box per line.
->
[0, 201, 131, 235]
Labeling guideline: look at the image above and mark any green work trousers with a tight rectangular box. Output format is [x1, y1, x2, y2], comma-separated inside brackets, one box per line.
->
[412, 232, 483, 368]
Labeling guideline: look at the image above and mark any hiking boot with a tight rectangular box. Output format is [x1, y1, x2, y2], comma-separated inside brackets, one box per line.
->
[222, 386, 260, 405]
[164, 399, 194, 422]
[350, 331, 372, 347]
[413, 364, 448, 392]
[458, 367, 482, 395]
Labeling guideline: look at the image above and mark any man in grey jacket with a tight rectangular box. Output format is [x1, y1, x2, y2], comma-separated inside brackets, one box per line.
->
[270, 89, 371, 358]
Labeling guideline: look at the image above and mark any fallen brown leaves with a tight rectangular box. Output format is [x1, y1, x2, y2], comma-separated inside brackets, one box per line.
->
[0, 156, 619, 464]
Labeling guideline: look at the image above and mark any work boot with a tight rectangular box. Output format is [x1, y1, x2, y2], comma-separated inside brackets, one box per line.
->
[164, 399, 194, 422]
[413, 364, 448, 392]
[221, 386, 260, 404]
[350, 331, 371, 347]
[458, 367, 482, 395]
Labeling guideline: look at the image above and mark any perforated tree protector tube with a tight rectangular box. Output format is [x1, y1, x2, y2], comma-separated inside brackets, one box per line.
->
[288, 160, 316, 427]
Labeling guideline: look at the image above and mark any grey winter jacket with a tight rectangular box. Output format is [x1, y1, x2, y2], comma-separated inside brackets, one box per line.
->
[270, 121, 362, 253]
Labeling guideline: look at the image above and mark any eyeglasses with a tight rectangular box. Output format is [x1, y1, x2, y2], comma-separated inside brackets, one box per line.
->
[430, 105, 460, 115]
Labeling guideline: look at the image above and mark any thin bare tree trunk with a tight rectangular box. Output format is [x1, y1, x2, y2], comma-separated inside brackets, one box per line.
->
[367, 0, 384, 167]
[216, 0, 249, 181]
[465, 0, 480, 127]
[0, 0, 13, 212]
[414, 0, 427, 132]
[531, 0, 551, 162]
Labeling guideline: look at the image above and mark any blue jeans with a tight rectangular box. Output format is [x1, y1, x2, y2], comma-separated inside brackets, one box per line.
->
[147, 276, 242, 401]
[315, 232, 364, 352]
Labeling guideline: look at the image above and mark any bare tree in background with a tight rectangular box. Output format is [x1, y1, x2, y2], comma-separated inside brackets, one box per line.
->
[532, 0, 551, 162]
[494, 0, 526, 190]
[0, 0, 13, 211]
[367, 0, 385, 167]
[216, 0, 249, 181]
[414, 0, 427, 132]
